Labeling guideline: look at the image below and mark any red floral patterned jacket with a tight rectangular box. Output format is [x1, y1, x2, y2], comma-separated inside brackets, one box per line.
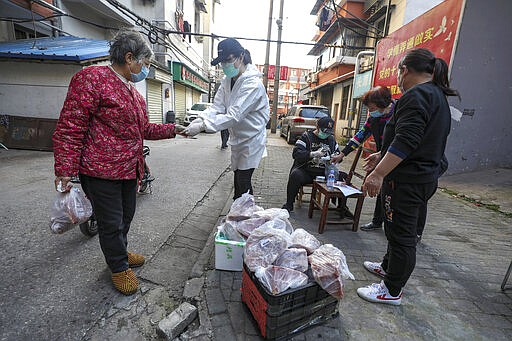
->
[53, 65, 175, 180]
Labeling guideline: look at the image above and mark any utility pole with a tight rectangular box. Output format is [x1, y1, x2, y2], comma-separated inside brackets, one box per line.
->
[263, 0, 274, 91]
[270, 0, 284, 134]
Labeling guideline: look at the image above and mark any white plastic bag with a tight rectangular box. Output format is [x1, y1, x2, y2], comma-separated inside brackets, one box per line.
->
[255, 265, 308, 295]
[273, 248, 308, 272]
[308, 244, 354, 299]
[217, 221, 245, 242]
[227, 193, 263, 221]
[49, 187, 93, 234]
[257, 218, 294, 235]
[290, 228, 321, 254]
[243, 226, 292, 272]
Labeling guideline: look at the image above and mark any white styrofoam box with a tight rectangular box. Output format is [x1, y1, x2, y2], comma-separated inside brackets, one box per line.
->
[215, 232, 246, 271]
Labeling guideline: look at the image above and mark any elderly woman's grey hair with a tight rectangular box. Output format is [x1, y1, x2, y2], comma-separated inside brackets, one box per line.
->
[109, 29, 154, 65]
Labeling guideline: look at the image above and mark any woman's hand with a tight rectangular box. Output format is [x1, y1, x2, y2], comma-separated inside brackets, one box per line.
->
[361, 171, 383, 197]
[363, 152, 381, 172]
[174, 124, 187, 136]
[54, 176, 72, 192]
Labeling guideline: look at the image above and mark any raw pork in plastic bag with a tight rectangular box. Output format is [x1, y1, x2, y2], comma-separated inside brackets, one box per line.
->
[273, 248, 308, 272]
[258, 218, 294, 235]
[227, 193, 262, 221]
[217, 221, 245, 242]
[234, 217, 267, 238]
[255, 265, 308, 295]
[244, 226, 291, 272]
[290, 228, 321, 254]
[50, 187, 93, 234]
[308, 244, 355, 299]
[251, 208, 289, 221]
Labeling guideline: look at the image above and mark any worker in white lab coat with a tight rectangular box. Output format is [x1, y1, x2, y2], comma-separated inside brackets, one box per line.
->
[184, 38, 270, 199]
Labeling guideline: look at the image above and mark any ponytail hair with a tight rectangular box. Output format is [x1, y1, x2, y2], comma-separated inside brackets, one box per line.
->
[433, 57, 460, 99]
[400, 48, 460, 99]
[242, 49, 252, 65]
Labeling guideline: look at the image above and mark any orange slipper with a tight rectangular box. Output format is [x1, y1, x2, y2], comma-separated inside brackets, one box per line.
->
[128, 252, 145, 268]
[111, 268, 138, 295]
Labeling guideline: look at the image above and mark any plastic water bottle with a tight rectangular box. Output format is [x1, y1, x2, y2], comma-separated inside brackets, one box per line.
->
[327, 170, 335, 190]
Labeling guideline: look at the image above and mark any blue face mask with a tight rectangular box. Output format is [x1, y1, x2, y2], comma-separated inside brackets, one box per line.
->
[369, 110, 384, 118]
[318, 131, 330, 139]
[222, 61, 240, 78]
[130, 64, 150, 83]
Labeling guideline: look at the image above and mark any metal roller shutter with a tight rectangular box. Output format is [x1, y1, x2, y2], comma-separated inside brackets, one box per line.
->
[147, 80, 162, 123]
[175, 83, 186, 124]
[193, 90, 201, 104]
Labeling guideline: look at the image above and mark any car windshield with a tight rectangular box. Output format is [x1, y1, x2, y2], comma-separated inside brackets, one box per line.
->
[191, 103, 210, 111]
[300, 108, 329, 118]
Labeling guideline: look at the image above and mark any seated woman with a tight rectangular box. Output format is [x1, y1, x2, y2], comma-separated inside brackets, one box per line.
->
[282, 117, 346, 212]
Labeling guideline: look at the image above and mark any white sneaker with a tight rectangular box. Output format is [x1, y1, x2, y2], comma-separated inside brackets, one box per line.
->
[363, 261, 387, 278]
[357, 281, 402, 306]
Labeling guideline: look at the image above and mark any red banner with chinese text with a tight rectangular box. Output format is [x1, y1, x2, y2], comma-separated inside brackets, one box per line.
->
[373, 0, 465, 98]
[267, 65, 289, 80]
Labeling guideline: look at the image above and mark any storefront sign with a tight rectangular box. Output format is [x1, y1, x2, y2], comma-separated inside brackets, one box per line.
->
[352, 70, 373, 99]
[373, 0, 465, 98]
[171, 61, 208, 92]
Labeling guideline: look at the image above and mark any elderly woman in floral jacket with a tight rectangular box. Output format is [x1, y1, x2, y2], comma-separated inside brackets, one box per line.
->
[53, 29, 184, 295]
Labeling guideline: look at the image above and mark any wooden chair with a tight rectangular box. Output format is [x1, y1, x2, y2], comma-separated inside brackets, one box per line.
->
[501, 260, 512, 291]
[308, 147, 367, 233]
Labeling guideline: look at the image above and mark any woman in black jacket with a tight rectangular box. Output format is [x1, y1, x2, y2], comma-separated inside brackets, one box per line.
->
[357, 48, 460, 305]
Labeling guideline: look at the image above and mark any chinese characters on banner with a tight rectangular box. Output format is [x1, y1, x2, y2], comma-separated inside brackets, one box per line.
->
[267, 65, 289, 80]
[373, 0, 465, 98]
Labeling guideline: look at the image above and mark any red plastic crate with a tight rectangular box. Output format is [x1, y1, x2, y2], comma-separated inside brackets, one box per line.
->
[241, 265, 338, 340]
[242, 262, 332, 316]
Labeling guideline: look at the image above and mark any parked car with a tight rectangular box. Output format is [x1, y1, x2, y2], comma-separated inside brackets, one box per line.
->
[280, 105, 330, 144]
[184, 102, 213, 126]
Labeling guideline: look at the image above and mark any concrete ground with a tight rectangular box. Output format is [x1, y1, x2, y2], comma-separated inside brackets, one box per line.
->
[1, 131, 511, 340]
[199, 132, 512, 340]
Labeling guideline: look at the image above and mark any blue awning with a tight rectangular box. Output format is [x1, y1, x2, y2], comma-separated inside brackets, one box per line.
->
[0, 36, 110, 62]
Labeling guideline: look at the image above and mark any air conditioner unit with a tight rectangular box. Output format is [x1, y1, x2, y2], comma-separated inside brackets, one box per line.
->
[310, 73, 317, 83]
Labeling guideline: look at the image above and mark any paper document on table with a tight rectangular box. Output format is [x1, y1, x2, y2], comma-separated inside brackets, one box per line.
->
[333, 184, 362, 196]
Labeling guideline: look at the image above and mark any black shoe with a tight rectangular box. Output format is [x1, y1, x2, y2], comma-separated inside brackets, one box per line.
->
[339, 206, 354, 219]
[360, 222, 382, 231]
[281, 203, 293, 212]
[416, 234, 422, 244]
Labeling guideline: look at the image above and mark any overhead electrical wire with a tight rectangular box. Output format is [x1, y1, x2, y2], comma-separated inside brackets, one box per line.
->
[323, 4, 380, 40]
[1, 0, 377, 70]
[329, 0, 384, 37]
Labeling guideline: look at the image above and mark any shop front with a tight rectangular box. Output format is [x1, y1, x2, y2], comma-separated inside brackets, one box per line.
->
[170, 61, 209, 124]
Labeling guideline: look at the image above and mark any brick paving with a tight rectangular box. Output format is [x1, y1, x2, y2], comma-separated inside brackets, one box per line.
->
[198, 132, 512, 340]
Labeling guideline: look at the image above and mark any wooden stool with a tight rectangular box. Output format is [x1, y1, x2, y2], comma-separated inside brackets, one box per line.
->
[296, 184, 313, 207]
[308, 180, 364, 233]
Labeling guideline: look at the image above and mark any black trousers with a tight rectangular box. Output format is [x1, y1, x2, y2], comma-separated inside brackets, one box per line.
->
[372, 194, 385, 225]
[220, 129, 229, 148]
[79, 174, 137, 273]
[285, 167, 347, 207]
[380, 180, 438, 296]
[285, 167, 324, 207]
[234, 168, 255, 199]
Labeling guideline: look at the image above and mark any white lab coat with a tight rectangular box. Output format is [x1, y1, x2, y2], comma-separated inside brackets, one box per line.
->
[199, 64, 270, 171]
